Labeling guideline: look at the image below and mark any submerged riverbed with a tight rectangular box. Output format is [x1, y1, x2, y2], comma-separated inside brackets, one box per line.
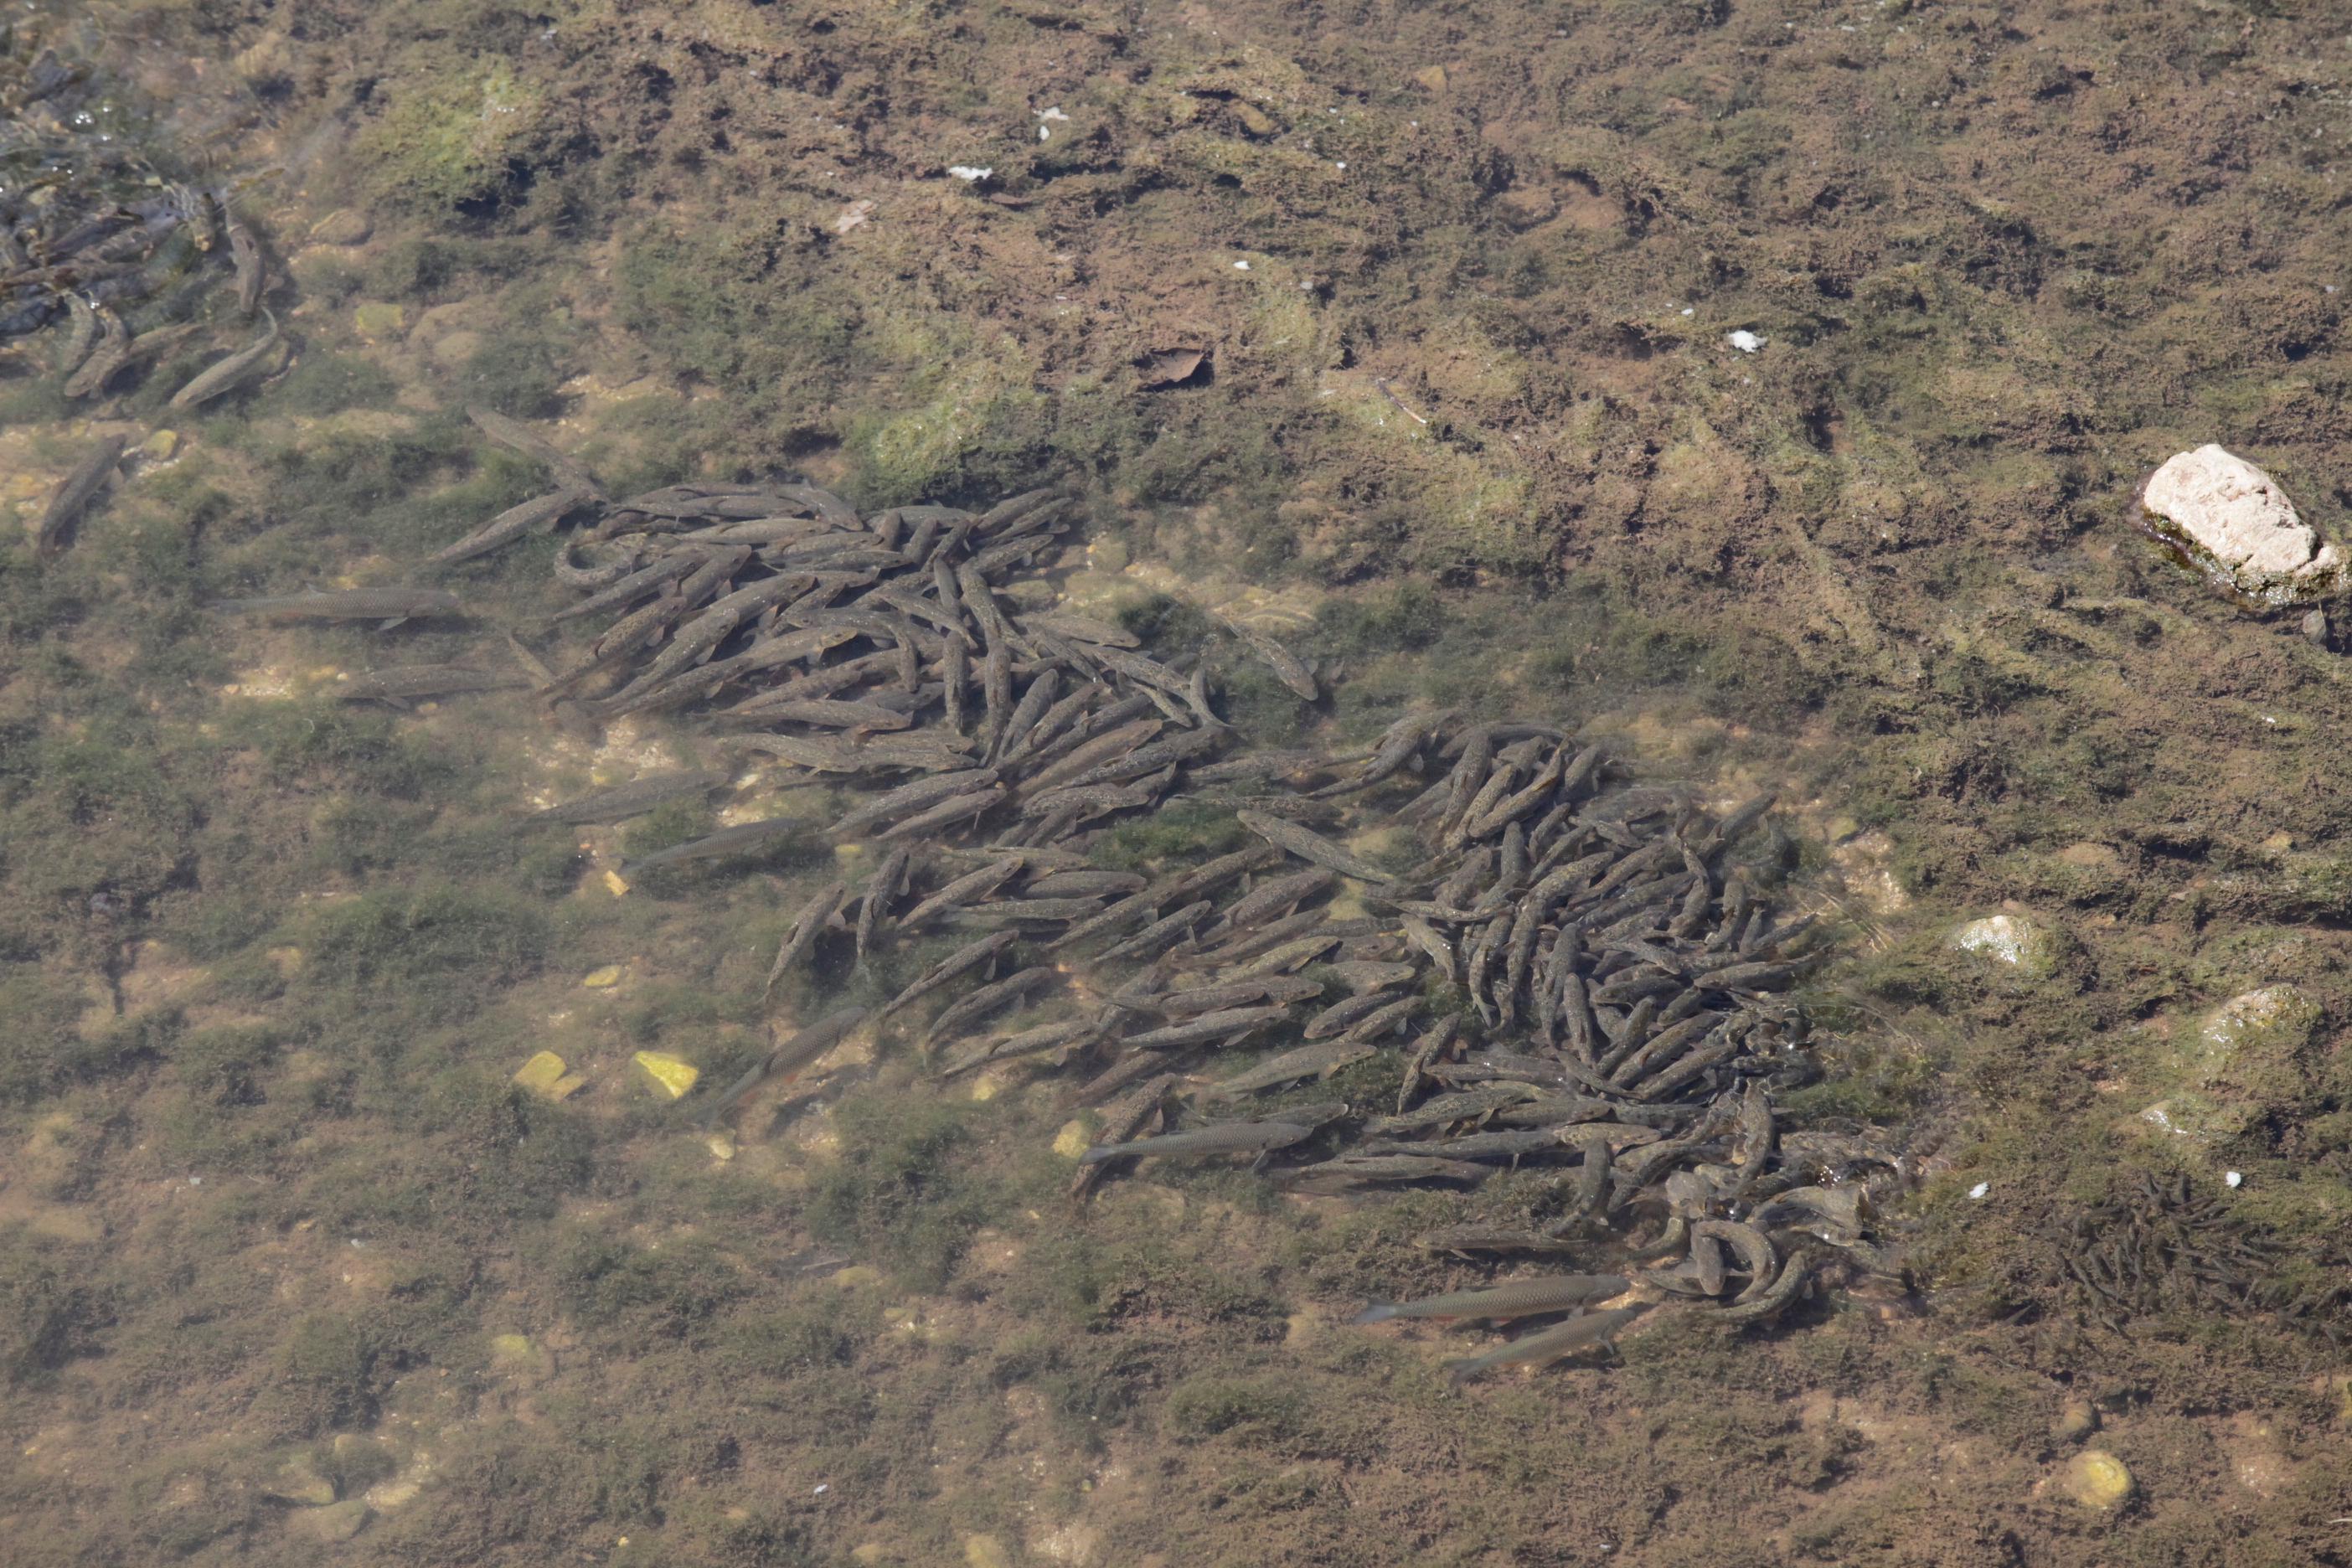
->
[7, 4, 2352, 1565]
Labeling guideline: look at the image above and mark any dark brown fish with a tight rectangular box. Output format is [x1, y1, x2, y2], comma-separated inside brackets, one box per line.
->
[1440, 1305, 1648, 1382]
[531, 770, 728, 824]
[35, 432, 125, 558]
[1354, 1274, 1627, 1324]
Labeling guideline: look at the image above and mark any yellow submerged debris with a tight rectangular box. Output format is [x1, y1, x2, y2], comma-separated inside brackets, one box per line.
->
[632, 1050, 699, 1099]
[1052, 1120, 1091, 1159]
[603, 869, 630, 897]
[511, 1051, 570, 1099]
[581, 965, 623, 988]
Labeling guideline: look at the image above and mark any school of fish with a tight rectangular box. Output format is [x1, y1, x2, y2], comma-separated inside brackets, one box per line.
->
[206, 387, 1900, 1379]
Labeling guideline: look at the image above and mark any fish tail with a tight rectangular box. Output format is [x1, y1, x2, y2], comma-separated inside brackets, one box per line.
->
[1439, 1356, 1485, 1386]
[1350, 1302, 1401, 1325]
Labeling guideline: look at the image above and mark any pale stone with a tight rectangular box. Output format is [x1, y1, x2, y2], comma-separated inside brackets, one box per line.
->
[1948, 914, 2059, 979]
[310, 210, 373, 246]
[261, 1455, 337, 1507]
[291, 1499, 371, 1542]
[2143, 444, 2345, 603]
[2062, 1450, 2133, 1509]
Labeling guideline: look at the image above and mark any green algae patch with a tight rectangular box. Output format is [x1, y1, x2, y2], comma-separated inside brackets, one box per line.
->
[2141, 985, 2323, 1145]
[845, 340, 1050, 508]
[354, 60, 550, 216]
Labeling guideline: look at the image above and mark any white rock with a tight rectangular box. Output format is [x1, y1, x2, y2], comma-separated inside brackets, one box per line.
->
[1968, 1182, 1989, 1199]
[2142, 444, 2345, 603]
[947, 166, 993, 183]
[2226, 1170, 2244, 1188]
[1947, 913, 2060, 978]
[1727, 329, 1763, 353]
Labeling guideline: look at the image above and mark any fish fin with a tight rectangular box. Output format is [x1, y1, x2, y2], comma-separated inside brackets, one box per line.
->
[377, 616, 408, 632]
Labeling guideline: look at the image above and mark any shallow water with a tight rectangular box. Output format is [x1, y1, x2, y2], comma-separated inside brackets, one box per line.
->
[6, 4, 2352, 1565]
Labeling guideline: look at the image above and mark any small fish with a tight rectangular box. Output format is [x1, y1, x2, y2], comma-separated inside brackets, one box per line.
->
[1122, 1005, 1292, 1051]
[1146, 975, 1325, 1019]
[1280, 1154, 1492, 1192]
[1212, 868, 1338, 936]
[621, 815, 804, 874]
[763, 879, 851, 998]
[854, 847, 913, 962]
[60, 303, 127, 397]
[1235, 809, 1395, 882]
[1079, 1117, 1318, 1165]
[1018, 717, 1164, 794]
[35, 432, 126, 558]
[988, 664, 1056, 766]
[1364, 1083, 1540, 1137]
[331, 664, 528, 707]
[54, 292, 99, 378]
[1023, 869, 1146, 900]
[753, 699, 917, 732]
[224, 206, 265, 314]
[1303, 990, 1406, 1041]
[1417, 1226, 1586, 1259]
[467, 405, 604, 498]
[1220, 616, 1318, 700]
[1318, 709, 1453, 797]
[169, 307, 279, 408]
[530, 770, 727, 824]
[1439, 1305, 1648, 1383]
[1353, 1273, 1629, 1325]
[832, 769, 1002, 837]
[938, 1014, 1105, 1078]
[429, 486, 593, 566]
[876, 930, 1019, 1021]
[1700, 1251, 1813, 1324]
[941, 895, 1106, 926]
[1069, 1074, 1177, 1198]
[1022, 610, 1140, 648]
[1198, 1039, 1374, 1101]
[900, 856, 1027, 930]
[698, 1004, 869, 1125]
[921, 965, 1057, 1048]
[874, 787, 1006, 841]
[211, 585, 463, 626]
[1098, 900, 1216, 963]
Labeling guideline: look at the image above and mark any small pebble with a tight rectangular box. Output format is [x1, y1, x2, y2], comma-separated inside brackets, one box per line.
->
[1968, 1181, 1990, 1199]
[2226, 1170, 2244, 1188]
[1728, 329, 1764, 353]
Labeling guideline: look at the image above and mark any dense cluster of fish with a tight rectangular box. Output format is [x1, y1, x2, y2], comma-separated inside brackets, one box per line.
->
[7, 39, 281, 557]
[233, 405, 1890, 1378]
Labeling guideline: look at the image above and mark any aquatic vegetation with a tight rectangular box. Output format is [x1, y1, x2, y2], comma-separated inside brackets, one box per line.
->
[353, 59, 552, 217]
[807, 1096, 1003, 1293]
